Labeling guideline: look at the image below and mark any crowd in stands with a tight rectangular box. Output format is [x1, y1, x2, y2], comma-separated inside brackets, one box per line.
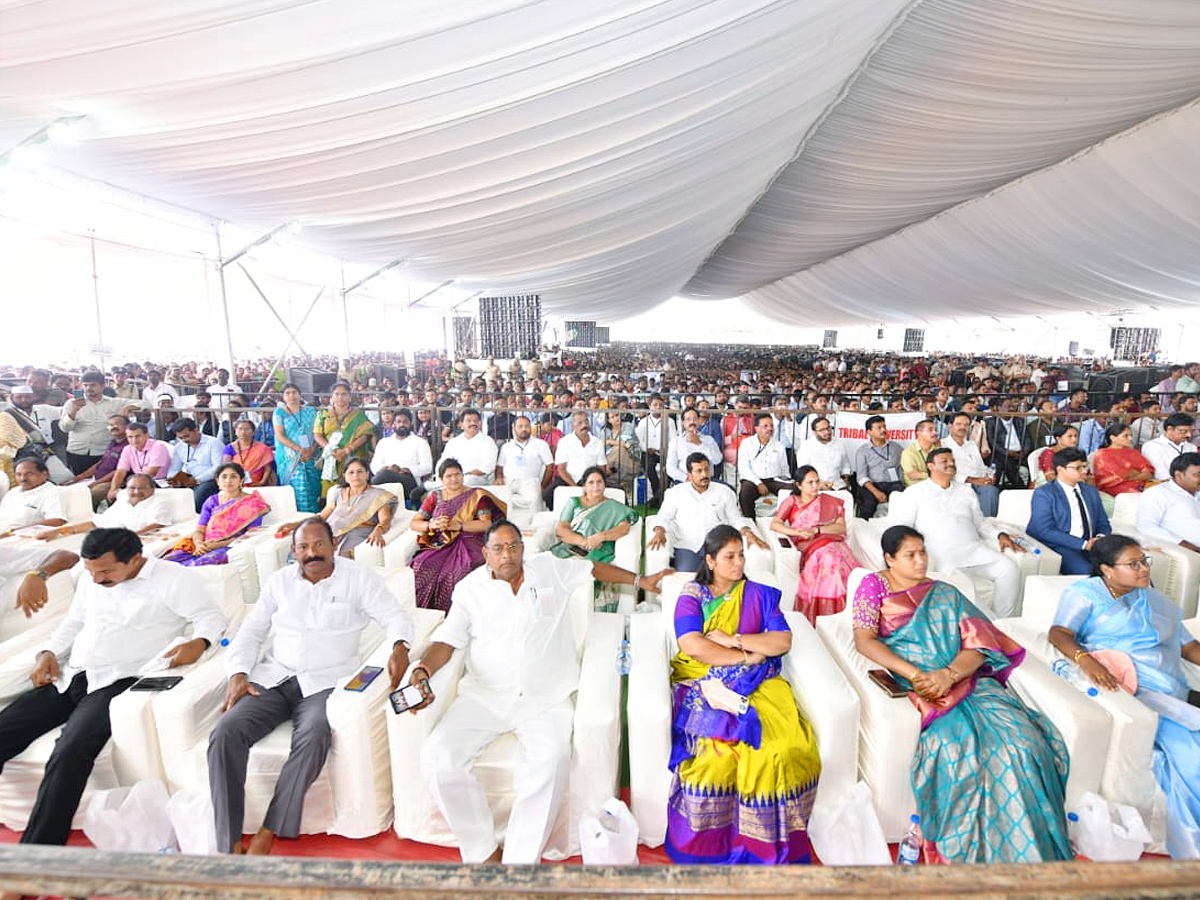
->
[0, 342, 1198, 876]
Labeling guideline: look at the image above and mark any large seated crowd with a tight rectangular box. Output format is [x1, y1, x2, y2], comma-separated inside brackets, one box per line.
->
[0, 342, 1197, 881]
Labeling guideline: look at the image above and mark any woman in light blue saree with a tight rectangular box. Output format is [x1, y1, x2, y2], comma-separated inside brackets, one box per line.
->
[1050, 533, 1200, 859]
[853, 525, 1071, 864]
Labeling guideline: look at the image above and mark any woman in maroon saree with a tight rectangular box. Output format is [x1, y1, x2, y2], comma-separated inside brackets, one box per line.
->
[409, 458, 505, 610]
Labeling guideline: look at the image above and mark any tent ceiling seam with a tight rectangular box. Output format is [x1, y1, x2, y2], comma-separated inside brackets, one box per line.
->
[679, 0, 930, 296]
[746, 91, 1200, 299]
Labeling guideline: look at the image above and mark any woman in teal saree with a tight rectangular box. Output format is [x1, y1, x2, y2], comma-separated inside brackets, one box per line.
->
[852, 524, 1071, 864]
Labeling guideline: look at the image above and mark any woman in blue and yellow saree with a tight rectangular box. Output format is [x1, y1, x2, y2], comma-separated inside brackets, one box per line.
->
[667, 525, 821, 865]
[853, 524, 1071, 864]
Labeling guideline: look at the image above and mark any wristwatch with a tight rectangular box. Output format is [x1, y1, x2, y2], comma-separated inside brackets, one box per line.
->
[30, 568, 49, 581]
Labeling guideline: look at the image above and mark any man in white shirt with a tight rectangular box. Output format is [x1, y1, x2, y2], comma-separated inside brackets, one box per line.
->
[944, 411, 999, 517]
[1129, 401, 1163, 448]
[1136, 453, 1200, 552]
[210, 518, 414, 855]
[0, 528, 224, 848]
[634, 394, 677, 504]
[649, 455, 766, 570]
[665, 407, 722, 484]
[408, 520, 664, 864]
[58, 371, 142, 476]
[736, 413, 794, 517]
[3, 386, 71, 485]
[891, 448, 1025, 617]
[166, 418, 225, 512]
[1141, 413, 1197, 481]
[140, 370, 179, 408]
[438, 409, 498, 488]
[83, 474, 179, 537]
[547, 412, 608, 506]
[370, 408, 433, 505]
[0, 542, 78, 620]
[794, 416, 852, 491]
[0, 459, 67, 534]
[207, 369, 238, 409]
[495, 415, 554, 514]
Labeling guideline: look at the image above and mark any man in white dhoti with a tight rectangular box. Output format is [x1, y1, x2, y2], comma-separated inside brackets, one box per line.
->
[408, 520, 666, 864]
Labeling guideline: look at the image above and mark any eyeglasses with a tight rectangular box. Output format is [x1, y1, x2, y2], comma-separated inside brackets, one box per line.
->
[1064, 463, 1089, 471]
[1111, 556, 1153, 570]
[486, 541, 524, 555]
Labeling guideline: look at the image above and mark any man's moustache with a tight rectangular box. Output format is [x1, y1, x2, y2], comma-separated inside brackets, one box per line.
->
[302, 556, 327, 565]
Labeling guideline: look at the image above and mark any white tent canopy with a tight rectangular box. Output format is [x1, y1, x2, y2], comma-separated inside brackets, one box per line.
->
[2, 0, 1199, 326]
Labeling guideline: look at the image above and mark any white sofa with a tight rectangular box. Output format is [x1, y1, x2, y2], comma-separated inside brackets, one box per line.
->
[387, 582, 624, 859]
[0, 565, 244, 832]
[627, 571, 860, 848]
[154, 595, 444, 840]
[1110, 490, 1200, 618]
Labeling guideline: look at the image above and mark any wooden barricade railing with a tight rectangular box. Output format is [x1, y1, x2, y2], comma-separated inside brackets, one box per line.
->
[3, 846, 1200, 900]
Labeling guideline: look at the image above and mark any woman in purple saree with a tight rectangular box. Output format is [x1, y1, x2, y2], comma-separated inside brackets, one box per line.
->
[409, 458, 505, 610]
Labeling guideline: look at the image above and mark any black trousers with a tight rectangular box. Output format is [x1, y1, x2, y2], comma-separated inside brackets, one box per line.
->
[0, 672, 136, 845]
[738, 478, 795, 518]
[371, 469, 424, 507]
[992, 451, 1027, 490]
[643, 451, 664, 503]
[66, 451, 103, 476]
[856, 480, 905, 519]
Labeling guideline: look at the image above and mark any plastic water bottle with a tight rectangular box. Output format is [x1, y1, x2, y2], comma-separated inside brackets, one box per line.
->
[1010, 535, 1041, 557]
[1052, 659, 1099, 697]
[615, 637, 631, 676]
[897, 814, 922, 865]
[1066, 811, 1081, 858]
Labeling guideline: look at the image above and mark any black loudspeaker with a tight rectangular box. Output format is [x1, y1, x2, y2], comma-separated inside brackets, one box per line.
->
[596, 326, 611, 345]
[287, 367, 336, 399]
[374, 365, 404, 388]
[479, 295, 541, 358]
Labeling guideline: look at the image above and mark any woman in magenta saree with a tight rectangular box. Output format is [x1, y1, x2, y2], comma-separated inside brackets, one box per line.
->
[409, 458, 505, 610]
[667, 525, 821, 865]
[162, 463, 270, 566]
[852, 524, 1071, 864]
[770, 466, 863, 624]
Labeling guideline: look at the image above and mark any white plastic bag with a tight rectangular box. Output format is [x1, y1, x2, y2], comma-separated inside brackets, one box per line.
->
[579, 798, 639, 865]
[83, 781, 176, 853]
[167, 788, 219, 855]
[1068, 791, 1151, 861]
[808, 781, 891, 866]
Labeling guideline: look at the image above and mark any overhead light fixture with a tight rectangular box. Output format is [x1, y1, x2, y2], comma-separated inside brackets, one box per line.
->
[0, 114, 87, 169]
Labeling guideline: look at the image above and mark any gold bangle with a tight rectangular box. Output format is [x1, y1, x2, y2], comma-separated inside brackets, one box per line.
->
[1073, 649, 1091, 664]
[945, 665, 960, 683]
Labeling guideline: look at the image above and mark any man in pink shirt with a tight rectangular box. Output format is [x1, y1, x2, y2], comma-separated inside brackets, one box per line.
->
[108, 422, 172, 503]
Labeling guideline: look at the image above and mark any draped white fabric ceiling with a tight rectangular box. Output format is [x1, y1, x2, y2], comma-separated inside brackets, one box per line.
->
[2, 0, 1199, 325]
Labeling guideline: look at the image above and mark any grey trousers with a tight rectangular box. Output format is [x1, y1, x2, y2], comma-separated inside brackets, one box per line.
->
[207, 677, 332, 852]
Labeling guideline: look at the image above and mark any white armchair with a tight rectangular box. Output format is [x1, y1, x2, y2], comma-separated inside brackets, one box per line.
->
[627, 571, 860, 847]
[816, 568, 1108, 840]
[993, 489, 1066, 578]
[154, 601, 443, 840]
[1109, 491, 1200, 618]
[387, 588, 624, 859]
[0, 565, 245, 833]
[644, 511, 773, 586]
[253, 483, 413, 577]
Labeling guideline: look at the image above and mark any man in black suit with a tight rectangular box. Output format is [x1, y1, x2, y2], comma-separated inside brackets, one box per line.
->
[983, 396, 1031, 490]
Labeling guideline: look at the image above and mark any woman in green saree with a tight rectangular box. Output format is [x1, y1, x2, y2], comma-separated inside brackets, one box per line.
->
[312, 382, 376, 499]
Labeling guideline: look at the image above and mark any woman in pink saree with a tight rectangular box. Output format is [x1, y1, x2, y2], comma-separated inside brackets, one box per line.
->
[769, 466, 863, 623]
[162, 462, 270, 566]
